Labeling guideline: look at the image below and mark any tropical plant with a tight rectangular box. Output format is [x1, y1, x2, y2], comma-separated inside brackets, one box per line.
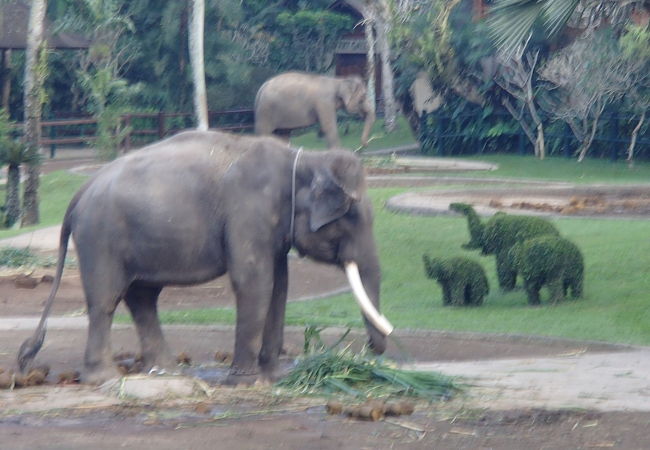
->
[0, 109, 36, 228]
[273, 9, 353, 72]
[487, 0, 649, 57]
[619, 24, 650, 166]
[538, 30, 632, 161]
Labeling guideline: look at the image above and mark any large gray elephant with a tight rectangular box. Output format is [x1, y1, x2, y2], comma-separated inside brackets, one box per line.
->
[254, 72, 375, 148]
[17, 130, 392, 385]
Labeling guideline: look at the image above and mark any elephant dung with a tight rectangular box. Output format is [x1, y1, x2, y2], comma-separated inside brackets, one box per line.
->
[57, 370, 81, 385]
[14, 274, 39, 289]
[176, 352, 192, 365]
[214, 351, 233, 364]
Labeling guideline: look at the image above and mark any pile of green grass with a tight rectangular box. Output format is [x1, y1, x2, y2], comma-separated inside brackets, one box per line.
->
[277, 328, 458, 400]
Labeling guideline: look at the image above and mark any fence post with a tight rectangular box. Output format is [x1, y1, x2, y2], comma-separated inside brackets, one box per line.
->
[49, 125, 56, 158]
[123, 114, 131, 151]
[158, 112, 165, 139]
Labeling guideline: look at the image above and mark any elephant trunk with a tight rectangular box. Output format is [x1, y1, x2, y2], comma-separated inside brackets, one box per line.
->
[360, 105, 375, 148]
[450, 202, 484, 250]
[422, 255, 443, 280]
[344, 261, 390, 354]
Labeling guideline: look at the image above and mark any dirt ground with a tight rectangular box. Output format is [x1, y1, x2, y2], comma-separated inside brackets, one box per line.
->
[1, 152, 650, 449]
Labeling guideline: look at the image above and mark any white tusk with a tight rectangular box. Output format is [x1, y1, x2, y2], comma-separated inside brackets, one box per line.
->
[345, 262, 394, 336]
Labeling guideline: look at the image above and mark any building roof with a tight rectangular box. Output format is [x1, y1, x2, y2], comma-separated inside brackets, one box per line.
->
[0, 1, 91, 50]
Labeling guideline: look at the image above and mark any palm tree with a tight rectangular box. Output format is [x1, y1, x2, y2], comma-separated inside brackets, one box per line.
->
[0, 109, 28, 227]
[487, 0, 648, 56]
[189, 0, 208, 131]
[22, 0, 48, 226]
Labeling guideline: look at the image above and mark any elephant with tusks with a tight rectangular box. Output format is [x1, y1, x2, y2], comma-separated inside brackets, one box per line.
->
[18, 130, 393, 385]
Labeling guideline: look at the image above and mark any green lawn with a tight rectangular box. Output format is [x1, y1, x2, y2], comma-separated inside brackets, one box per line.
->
[450, 154, 650, 184]
[289, 115, 417, 151]
[156, 187, 650, 346]
[3, 134, 650, 346]
[0, 171, 87, 240]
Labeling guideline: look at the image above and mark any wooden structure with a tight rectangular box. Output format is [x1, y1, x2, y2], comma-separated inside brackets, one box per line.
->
[329, 1, 382, 100]
[0, 1, 91, 113]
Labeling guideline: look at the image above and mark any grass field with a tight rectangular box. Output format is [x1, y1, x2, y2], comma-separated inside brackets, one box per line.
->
[157, 187, 650, 346]
[2, 126, 650, 345]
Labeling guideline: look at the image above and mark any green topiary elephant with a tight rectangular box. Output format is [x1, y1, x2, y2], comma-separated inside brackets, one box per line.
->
[449, 203, 560, 291]
[508, 235, 584, 305]
[423, 255, 489, 306]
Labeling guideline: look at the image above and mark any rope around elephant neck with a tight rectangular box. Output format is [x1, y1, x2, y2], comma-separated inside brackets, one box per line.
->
[290, 147, 303, 248]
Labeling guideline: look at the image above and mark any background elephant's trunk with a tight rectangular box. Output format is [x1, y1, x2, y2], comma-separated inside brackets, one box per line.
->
[344, 261, 389, 354]
[360, 105, 375, 147]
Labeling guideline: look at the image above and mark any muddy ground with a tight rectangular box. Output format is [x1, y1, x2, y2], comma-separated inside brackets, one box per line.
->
[0, 153, 649, 449]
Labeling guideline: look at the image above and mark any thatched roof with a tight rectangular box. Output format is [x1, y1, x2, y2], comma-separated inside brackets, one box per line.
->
[0, 1, 90, 50]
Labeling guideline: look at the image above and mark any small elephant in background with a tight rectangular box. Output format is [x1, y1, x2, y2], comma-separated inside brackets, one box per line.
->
[449, 202, 560, 291]
[254, 72, 375, 148]
[423, 255, 489, 306]
[508, 235, 584, 305]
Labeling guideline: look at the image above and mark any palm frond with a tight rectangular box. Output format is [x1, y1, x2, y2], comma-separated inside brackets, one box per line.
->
[487, 0, 581, 56]
[541, 0, 580, 35]
[487, 0, 543, 56]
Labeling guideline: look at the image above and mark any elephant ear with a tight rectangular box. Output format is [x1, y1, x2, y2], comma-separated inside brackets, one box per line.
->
[337, 77, 363, 111]
[309, 153, 364, 231]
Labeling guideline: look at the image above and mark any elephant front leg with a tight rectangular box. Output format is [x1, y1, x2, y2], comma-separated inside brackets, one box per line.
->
[524, 279, 542, 305]
[124, 284, 174, 371]
[225, 258, 275, 386]
[317, 107, 341, 148]
[496, 251, 517, 291]
[258, 255, 288, 382]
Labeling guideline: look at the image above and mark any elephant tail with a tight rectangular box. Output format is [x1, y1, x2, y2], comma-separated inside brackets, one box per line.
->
[17, 218, 72, 372]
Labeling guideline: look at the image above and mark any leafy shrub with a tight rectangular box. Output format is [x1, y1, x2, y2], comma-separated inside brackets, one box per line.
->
[508, 236, 584, 305]
[422, 255, 489, 306]
[450, 202, 560, 290]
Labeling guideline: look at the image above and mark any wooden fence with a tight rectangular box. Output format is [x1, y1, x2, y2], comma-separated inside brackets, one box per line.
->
[15, 109, 255, 157]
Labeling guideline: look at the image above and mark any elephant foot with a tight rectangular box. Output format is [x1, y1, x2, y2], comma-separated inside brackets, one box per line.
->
[82, 365, 123, 385]
[142, 353, 177, 374]
[223, 366, 260, 387]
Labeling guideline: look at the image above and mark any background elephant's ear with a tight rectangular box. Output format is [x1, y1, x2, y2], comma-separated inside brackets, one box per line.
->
[337, 77, 363, 110]
[309, 169, 352, 232]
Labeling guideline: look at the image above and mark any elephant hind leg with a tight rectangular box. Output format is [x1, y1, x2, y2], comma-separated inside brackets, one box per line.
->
[124, 283, 174, 371]
[524, 279, 542, 305]
[80, 269, 127, 384]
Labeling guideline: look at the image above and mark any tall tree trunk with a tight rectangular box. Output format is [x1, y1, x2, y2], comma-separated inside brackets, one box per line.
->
[2, 49, 11, 113]
[5, 163, 20, 228]
[577, 113, 601, 162]
[364, 17, 376, 109]
[375, 12, 397, 132]
[22, 0, 47, 227]
[626, 111, 645, 168]
[189, 0, 208, 131]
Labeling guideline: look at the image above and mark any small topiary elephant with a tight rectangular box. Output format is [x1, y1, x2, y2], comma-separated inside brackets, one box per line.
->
[507, 235, 584, 305]
[449, 203, 560, 291]
[423, 255, 489, 306]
